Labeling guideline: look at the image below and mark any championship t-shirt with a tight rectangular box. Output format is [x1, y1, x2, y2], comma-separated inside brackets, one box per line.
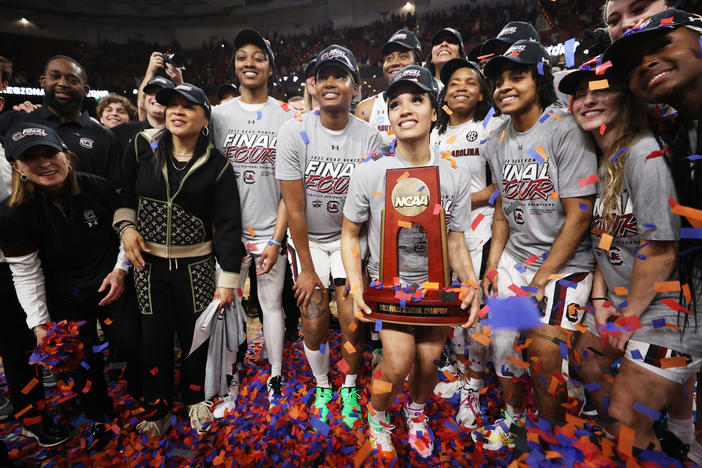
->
[484, 106, 597, 272]
[275, 112, 384, 242]
[211, 97, 295, 240]
[367, 92, 395, 145]
[344, 149, 472, 284]
[591, 134, 700, 354]
[431, 119, 497, 243]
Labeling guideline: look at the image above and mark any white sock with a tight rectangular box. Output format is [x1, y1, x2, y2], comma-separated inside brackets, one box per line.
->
[343, 373, 357, 388]
[304, 342, 330, 388]
[668, 417, 694, 445]
[407, 400, 426, 413]
[468, 377, 483, 391]
[370, 408, 387, 424]
[371, 332, 380, 341]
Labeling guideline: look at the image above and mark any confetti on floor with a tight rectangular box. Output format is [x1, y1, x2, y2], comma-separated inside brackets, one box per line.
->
[0, 326, 695, 467]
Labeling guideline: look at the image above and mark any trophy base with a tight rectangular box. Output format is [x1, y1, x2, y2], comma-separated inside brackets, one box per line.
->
[363, 288, 469, 326]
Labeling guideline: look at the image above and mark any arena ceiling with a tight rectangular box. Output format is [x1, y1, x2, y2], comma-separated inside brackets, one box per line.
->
[0, 0, 315, 19]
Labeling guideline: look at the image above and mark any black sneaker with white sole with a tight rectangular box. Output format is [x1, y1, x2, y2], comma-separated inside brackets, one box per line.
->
[22, 417, 73, 448]
[267, 375, 285, 407]
[42, 369, 58, 388]
[0, 394, 14, 421]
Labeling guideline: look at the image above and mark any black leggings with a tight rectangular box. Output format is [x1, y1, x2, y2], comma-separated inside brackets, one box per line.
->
[0, 263, 46, 424]
[134, 254, 213, 421]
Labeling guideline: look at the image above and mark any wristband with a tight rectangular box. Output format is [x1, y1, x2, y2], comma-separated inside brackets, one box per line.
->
[268, 239, 282, 247]
[119, 223, 137, 237]
[590, 297, 608, 302]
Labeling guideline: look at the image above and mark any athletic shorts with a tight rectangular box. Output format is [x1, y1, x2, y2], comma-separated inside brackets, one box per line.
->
[287, 237, 345, 289]
[464, 236, 491, 280]
[625, 340, 702, 382]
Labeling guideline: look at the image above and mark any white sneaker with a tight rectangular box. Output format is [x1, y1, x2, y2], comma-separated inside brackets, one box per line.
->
[188, 401, 213, 433]
[456, 386, 481, 429]
[213, 373, 239, 419]
[367, 411, 395, 455]
[433, 379, 462, 399]
[403, 403, 434, 458]
[688, 439, 702, 466]
[136, 412, 172, 437]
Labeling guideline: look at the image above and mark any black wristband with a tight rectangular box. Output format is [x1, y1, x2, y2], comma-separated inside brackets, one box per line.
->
[590, 297, 608, 302]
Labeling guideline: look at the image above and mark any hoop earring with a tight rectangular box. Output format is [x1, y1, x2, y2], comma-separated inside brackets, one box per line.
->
[20, 174, 28, 182]
[201, 127, 209, 136]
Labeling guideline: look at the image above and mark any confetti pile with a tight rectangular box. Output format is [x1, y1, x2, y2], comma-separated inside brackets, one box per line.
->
[29, 320, 87, 374]
[0, 326, 696, 467]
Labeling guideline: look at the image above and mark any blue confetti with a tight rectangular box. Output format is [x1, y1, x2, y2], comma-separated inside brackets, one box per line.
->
[560, 280, 577, 289]
[652, 318, 666, 329]
[630, 349, 643, 360]
[444, 420, 460, 432]
[483, 296, 543, 331]
[642, 223, 656, 229]
[417, 185, 425, 192]
[150, 141, 159, 150]
[537, 61, 545, 75]
[637, 254, 647, 260]
[374, 319, 383, 332]
[319, 343, 326, 354]
[482, 107, 496, 129]
[256, 111, 262, 120]
[299, 131, 309, 144]
[92, 342, 109, 353]
[584, 382, 601, 392]
[685, 154, 702, 160]
[603, 395, 610, 412]
[633, 401, 661, 421]
[579, 202, 589, 211]
[610, 147, 628, 162]
[560, 341, 568, 360]
[564, 38, 576, 67]
[311, 418, 330, 436]
[521, 285, 538, 293]
[488, 188, 500, 205]
[526, 147, 546, 164]
[681, 228, 702, 239]
[80, 361, 90, 370]
[514, 263, 527, 273]
[538, 112, 550, 123]
[479, 139, 487, 144]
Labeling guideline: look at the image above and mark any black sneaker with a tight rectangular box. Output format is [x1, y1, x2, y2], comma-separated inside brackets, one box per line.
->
[87, 421, 113, 451]
[267, 375, 285, 408]
[22, 417, 73, 448]
[581, 396, 598, 417]
[0, 394, 14, 421]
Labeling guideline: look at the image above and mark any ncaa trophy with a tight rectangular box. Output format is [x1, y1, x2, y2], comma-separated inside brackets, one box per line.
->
[363, 166, 470, 325]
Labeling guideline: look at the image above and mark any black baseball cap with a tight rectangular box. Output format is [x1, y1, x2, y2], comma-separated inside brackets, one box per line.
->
[156, 83, 212, 116]
[432, 27, 464, 48]
[143, 76, 175, 94]
[603, 9, 702, 71]
[386, 65, 439, 101]
[440, 58, 484, 87]
[234, 29, 276, 68]
[484, 40, 551, 79]
[558, 55, 626, 95]
[4, 123, 67, 162]
[216, 83, 239, 101]
[467, 43, 483, 62]
[304, 56, 317, 78]
[381, 29, 423, 61]
[481, 22, 540, 56]
[315, 44, 360, 83]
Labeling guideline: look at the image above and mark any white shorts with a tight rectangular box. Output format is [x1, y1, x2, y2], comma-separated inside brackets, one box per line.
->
[287, 237, 345, 289]
[489, 250, 593, 378]
[625, 339, 702, 382]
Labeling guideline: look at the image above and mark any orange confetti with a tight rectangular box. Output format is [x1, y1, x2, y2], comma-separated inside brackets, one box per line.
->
[589, 79, 610, 90]
[598, 233, 613, 251]
[617, 424, 635, 458]
[422, 282, 439, 290]
[353, 439, 373, 468]
[545, 451, 563, 459]
[471, 332, 491, 346]
[660, 355, 688, 369]
[575, 323, 588, 333]
[551, 192, 559, 199]
[671, 203, 702, 228]
[347, 322, 358, 332]
[351, 247, 360, 258]
[547, 376, 559, 394]
[442, 105, 453, 116]
[547, 112, 563, 122]
[483, 325, 491, 336]
[506, 356, 530, 370]
[397, 220, 412, 228]
[372, 379, 393, 394]
[246, 226, 256, 237]
[103, 318, 113, 325]
[343, 341, 356, 354]
[397, 171, 410, 181]
[614, 287, 627, 296]
[683, 283, 692, 304]
[499, 130, 505, 143]
[371, 191, 384, 196]
[653, 281, 681, 293]
[547, 273, 566, 280]
[21, 378, 39, 395]
[446, 134, 457, 144]
[14, 404, 32, 419]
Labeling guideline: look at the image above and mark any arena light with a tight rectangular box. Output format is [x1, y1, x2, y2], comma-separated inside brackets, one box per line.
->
[19, 17, 30, 25]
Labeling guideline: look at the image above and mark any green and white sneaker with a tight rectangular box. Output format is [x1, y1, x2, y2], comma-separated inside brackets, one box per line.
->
[368, 411, 395, 455]
[340, 387, 361, 428]
[313, 387, 333, 424]
[471, 409, 523, 451]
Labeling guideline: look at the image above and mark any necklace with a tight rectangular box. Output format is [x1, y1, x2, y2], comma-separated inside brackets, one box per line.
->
[170, 154, 189, 171]
[173, 151, 193, 158]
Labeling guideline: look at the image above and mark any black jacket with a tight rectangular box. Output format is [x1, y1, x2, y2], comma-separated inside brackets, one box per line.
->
[0, 172, 119, 295]
[113, 129, 242, 287]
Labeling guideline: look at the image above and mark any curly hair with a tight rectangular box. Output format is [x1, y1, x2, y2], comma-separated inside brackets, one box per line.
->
[97, 93, 138, 122]
[436, 67, 493, 134]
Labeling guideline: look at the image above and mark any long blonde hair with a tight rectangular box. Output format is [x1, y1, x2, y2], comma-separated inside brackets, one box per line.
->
[599, 91, 649, 234]
[9, 151, 80, 207]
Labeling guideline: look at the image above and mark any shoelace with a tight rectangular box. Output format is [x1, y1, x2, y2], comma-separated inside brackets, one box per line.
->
[405, 408, 429, 435]
[341, 388, 359, 407]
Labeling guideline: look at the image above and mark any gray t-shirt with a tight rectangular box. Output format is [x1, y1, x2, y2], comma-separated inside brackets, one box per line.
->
[275, 112, 384, 242]
[344, 149, 472, 284]
[591, 134, 701, 354]
[484, 106, 597, 271]
[211, 96, 295, 241]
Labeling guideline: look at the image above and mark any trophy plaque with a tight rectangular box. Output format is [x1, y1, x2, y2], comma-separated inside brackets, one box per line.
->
[363, 166, 470, 325]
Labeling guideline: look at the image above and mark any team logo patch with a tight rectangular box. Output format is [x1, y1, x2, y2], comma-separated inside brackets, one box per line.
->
[506, 44, 527, 56]
[498, 26, 518, 37]
[83, 209, 98, 227]
[566, 303, 581, 323]
[243, 170, 255, 184]
[513, 208, 525, 225]
[466, 131, 478, 142]
[79, 137, 94, 149]
[606, 245, 624, 265]
[12, 128, 47, 141]
[327, 200, 340, 213]
[391, 33, 408, 41]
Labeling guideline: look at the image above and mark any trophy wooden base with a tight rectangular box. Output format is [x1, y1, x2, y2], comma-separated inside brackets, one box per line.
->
[364, 287, 469, 326]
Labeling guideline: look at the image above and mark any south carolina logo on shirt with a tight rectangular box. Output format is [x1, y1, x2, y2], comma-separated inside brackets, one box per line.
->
[79, 137, 94, 149]
[83, 209, 98, 227]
